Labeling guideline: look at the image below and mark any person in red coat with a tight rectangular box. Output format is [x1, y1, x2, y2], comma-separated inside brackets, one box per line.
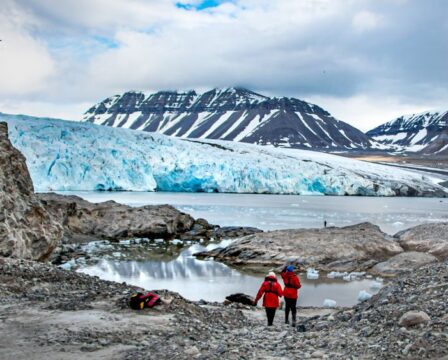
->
[253, 271, 283, 326]
[281, 265, 301, 326]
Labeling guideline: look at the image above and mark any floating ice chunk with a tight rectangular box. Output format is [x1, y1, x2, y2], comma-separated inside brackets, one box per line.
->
[370, 281, 382, 290]
[171, 239, 183, 245]
[307, 268, 319, 280]
[393, 221, 404, 226]
[323, 299, 337, 308]
[358, 290, 373, 301]
[343, 272, 366, 281]
[375, 277, 383, 283]
[59, 259, 76, 270]
[327, 271, 348, 279]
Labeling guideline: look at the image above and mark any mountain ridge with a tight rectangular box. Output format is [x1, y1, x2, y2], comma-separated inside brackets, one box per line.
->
[367, 110, 448, 155]
[83, 87, 375, 151]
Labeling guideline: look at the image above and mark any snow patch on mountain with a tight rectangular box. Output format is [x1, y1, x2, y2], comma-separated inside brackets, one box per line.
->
[367, 110, 448, 154]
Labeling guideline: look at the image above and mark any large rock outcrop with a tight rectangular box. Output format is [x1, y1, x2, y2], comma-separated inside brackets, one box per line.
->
[0, 122, 62, 260]
[396, 222, 448, 260]
[38, 192, 196, 243]
[196, 222, 404, 272]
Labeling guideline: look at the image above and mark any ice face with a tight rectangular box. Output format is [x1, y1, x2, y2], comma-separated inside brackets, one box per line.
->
[1, 113, 446, 195]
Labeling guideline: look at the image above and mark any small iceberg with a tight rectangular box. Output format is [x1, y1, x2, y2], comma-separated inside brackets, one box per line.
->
[327, 271, 348, 279]
[358, 290, 373, 302]
[343, 272, 365, 281]
[323, 299, 337, 308]
[370, 281, 383, 290]
[307, 268, 319, 280]
[59, 259, 76, 270]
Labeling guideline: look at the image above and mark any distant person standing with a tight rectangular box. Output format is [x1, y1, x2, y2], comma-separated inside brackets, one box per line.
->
[324, 220, 327, 228]
[280, 265, 301, 327]
[253, 272, 283, 326]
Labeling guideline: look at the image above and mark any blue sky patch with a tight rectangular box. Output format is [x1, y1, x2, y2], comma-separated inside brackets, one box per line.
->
[176, 0, 231, 11]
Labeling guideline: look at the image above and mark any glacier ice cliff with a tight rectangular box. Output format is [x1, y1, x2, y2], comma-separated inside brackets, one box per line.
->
[1, 113, 446, 196]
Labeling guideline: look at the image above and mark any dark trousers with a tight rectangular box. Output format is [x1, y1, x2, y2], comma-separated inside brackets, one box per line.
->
[265, 307, 276, 326]
[284, 297, 297, 323]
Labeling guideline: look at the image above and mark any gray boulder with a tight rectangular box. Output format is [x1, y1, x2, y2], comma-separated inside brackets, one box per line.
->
[396, 222, 448, 260]
[371, 251, 438, 275]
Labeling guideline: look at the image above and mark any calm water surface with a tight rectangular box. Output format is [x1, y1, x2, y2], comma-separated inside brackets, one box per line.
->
[65, 191, 446, 305]
[59, 191, 447, 234]
[78, 240, 381, 306]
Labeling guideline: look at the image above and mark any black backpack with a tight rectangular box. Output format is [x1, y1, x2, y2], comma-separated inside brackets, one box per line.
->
[129, 292, 146, 310]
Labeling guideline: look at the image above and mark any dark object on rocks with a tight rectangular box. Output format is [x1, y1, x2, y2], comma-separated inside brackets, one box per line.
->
[296, 324, 306, 332]
[225, 293, 255, 306]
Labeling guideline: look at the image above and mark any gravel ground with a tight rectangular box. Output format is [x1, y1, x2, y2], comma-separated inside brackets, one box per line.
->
[0, 257, 447, 359]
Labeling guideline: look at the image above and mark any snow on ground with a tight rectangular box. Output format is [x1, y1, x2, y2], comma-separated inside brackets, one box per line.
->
[1, 114, 446, 195]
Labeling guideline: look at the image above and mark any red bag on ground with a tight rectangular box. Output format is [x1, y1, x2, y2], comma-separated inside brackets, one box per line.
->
[129, 292, 161, 310]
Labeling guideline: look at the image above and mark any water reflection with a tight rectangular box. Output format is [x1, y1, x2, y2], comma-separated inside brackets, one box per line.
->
[78, 242, 381, 306]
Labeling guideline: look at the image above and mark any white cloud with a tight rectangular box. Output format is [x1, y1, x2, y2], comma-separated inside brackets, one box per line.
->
[0, 1, 55, 96]
[0, 0, 447, 129]
[352, 11, 382, 32]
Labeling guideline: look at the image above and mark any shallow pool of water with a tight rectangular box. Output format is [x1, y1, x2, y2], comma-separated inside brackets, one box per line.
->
[77, 241, 381, 307]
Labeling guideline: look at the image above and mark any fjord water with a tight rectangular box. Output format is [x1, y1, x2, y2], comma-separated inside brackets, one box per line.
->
[66, 191, 447, 305]
[60, 191, 447, 234]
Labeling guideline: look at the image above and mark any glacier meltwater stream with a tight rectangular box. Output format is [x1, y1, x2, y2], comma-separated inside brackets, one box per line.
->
[63, 192, 447, 306]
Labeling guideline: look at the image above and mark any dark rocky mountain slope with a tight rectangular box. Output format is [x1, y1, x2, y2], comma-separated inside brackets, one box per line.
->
[83, 87, 375, 151]
[367, 110, 448, 155]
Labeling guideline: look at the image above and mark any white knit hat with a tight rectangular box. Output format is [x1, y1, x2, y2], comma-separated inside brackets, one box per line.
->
[268, 271, 276, 278]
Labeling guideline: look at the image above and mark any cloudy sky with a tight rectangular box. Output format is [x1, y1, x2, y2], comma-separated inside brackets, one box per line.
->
[0, 0, 447, 131]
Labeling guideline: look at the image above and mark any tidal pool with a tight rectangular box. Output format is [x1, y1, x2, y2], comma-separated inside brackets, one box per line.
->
[77, 240, 381, 307]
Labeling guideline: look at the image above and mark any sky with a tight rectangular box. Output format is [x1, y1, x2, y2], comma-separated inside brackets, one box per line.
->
[0, 0, 447, 131]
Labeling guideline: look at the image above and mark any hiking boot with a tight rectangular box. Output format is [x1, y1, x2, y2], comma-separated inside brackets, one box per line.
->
[285, 319, 289, 324]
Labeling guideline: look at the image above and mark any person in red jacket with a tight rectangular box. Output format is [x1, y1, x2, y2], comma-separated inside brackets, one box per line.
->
[253, 271, 283, 326]
[281, 265, 301, 326]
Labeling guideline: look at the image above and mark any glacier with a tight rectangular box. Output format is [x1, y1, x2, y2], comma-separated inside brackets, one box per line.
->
[1, 113, 446, 196]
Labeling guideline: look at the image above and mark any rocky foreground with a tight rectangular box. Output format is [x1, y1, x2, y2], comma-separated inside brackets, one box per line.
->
[0, 257, 447, 359]
[196, 222, 448, 276]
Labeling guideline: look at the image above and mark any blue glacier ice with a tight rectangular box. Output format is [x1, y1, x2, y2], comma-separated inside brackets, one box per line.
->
[0, 113, 446, 196]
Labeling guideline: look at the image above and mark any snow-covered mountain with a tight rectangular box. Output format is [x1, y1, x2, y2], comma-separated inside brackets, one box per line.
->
[83, 88, 374, 151]
[1, 112, 445, 196]
[366, 110, 448, 155]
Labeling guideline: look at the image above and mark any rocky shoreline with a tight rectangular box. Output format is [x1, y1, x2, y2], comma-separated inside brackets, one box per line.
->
[195, 222, 448, 276]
